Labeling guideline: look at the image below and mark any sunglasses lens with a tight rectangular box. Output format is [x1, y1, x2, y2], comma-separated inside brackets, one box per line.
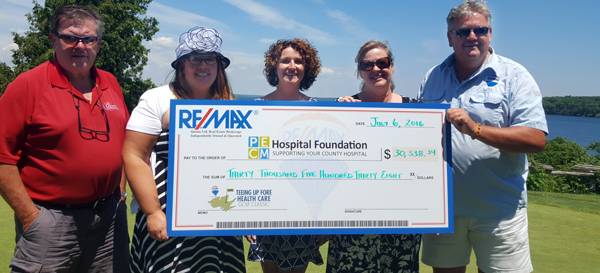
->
[359, 61, 375, 71]
[456, 27, 489, 37]
[58, 34, 98, 46]
[82, 37, 97, 45]
[190, 58, 217, 65]
[375, 57, 390, 69]
[359, 57, 391, 71]
[60, 35, 78, 44]
[473, 27, 489, 36]
[456, 29, 471, 37]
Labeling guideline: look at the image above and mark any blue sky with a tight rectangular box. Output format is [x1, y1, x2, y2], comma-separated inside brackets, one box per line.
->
[1, 0, 599, 98]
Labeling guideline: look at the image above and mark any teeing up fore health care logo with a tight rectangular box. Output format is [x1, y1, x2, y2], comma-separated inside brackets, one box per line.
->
[248, 136, 270, 159]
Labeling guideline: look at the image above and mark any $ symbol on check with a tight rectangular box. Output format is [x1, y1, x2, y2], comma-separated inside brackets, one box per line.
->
[384, 149, 391, 159]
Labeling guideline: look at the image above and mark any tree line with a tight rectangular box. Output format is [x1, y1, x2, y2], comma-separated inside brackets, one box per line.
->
[543, 96, 600, 118]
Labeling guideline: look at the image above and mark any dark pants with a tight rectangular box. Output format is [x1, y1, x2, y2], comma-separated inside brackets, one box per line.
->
[10, 194, 129, 273]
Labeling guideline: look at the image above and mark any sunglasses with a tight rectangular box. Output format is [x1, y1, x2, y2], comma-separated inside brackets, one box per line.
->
[358, 57, 392, 71]
[188, 57, 217, 65]
[56, 34, 99, 46]
[453, 26, 490, 38]
[69, 83, 110, 141]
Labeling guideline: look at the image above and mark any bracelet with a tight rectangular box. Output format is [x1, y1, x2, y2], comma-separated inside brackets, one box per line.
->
[472, 123, 481, 140]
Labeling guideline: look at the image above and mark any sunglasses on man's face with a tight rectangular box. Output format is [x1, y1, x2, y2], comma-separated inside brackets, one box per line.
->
[358, 57, 392, 71]
[453, 26, 489, 38]
[56, 34, 99, 46]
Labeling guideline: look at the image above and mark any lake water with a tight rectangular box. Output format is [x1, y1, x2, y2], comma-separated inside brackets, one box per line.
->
[236, 94, 336, 101]
[545, 115, 600, 147]
[236, 95, 599, 147]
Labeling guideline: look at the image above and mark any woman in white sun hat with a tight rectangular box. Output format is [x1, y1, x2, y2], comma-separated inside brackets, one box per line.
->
[123, 26, 245, 273]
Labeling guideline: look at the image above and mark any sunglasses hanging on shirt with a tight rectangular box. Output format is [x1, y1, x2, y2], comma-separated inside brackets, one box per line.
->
[69, 82, 111, 141]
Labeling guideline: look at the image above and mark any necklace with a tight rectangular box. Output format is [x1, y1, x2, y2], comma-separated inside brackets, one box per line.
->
[275, 91, 302, 101]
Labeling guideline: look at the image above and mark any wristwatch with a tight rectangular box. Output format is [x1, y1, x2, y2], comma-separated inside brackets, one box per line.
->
[120, 191, 128, 201]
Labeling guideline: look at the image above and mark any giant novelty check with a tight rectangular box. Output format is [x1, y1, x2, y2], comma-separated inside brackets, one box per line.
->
[167, 100, 453, 236]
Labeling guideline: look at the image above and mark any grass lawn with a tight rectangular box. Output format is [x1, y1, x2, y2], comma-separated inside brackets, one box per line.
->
[0, 190, 598, 272]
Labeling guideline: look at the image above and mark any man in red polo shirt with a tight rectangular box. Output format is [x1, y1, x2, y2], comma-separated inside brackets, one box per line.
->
[0, 5, 129, 272]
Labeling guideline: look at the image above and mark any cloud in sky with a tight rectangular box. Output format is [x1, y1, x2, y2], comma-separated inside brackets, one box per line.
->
[327, 10, 351, 24]
[321, 67, 334, 75]
[5, 0, 34, 8]
[258, 38, 276, 44]
[1, 0, 593, 97]
[142, 2, 237, 86]
[224, 50, 264, 68]
[0, 0, 34, 65]
[150, 36, 176, 48]
[143, 36, 177, 82]
[2, 43, 18, 51]
[0, 42, 17, 64]
[222, 0, 336, 45]
[147, 2, 230, 32]
[327, 10, 378, 41]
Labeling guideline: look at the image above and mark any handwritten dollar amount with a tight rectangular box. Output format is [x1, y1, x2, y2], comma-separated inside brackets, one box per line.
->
[384, 148, 439, 162]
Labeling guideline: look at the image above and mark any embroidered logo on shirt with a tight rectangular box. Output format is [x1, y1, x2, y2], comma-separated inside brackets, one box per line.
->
[485, 75, 500, 87]
[103, 102, 120, 111]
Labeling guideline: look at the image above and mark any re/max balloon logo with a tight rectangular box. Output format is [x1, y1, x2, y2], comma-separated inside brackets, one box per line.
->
[178, 108, 253, 129]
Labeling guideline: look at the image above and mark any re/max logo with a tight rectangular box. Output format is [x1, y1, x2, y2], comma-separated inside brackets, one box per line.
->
[178, 108, 253, 129]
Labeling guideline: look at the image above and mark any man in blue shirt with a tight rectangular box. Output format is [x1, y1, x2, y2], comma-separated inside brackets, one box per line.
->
[418, 1, 547, 273]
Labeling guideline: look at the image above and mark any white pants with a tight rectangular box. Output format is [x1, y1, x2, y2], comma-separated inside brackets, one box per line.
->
[422, 208, 533, 273]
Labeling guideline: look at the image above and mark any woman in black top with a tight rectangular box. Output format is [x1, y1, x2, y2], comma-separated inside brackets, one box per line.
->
[328, 40, 421, 273]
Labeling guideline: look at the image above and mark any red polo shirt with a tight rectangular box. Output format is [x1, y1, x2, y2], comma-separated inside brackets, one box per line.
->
[0, 59, 129, 204]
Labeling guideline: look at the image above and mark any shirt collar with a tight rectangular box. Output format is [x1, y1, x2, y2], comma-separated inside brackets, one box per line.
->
[441, 47, 498, 81]
[48, 57, 109, 92]
[482, 47, 498, 70]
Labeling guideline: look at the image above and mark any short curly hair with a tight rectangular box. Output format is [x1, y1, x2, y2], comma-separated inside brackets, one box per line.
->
[264, 38, 321, 91]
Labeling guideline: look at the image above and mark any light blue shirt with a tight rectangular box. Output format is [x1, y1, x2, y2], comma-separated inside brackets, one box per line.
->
[418, 49, 548, 219]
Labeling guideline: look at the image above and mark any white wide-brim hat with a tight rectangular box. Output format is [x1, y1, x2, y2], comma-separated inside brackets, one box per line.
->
[171, 26, 230, 69]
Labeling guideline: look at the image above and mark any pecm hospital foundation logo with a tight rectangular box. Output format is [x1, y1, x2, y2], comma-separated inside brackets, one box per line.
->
[248, 136, 270, 159]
